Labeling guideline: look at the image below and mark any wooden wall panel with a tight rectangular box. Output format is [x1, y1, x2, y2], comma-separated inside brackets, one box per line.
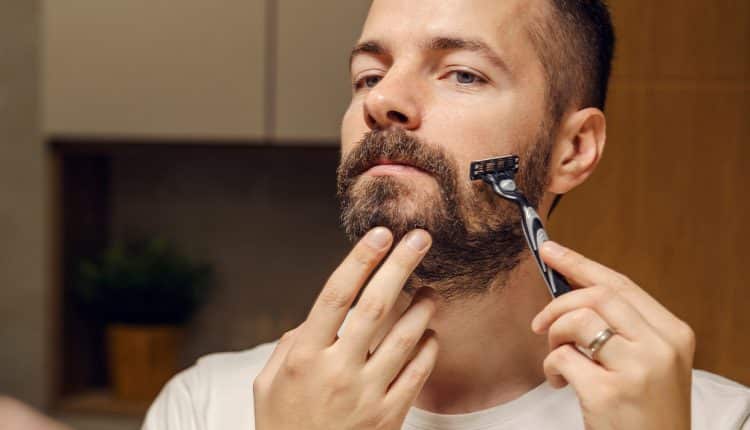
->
[609, 2, 749, 80]
[550, 1, 749, 384]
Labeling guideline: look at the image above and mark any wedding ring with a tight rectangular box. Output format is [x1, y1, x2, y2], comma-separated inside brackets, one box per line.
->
[587, 327, 615, 360]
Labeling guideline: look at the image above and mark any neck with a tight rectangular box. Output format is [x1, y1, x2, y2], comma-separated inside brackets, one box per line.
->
[412, 254, 553, 414]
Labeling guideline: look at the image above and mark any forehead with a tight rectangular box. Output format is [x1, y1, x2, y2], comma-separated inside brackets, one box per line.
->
[361, 0, 544, 64]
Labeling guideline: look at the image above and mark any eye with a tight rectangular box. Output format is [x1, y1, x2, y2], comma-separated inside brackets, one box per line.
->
[354, 75, 382, 90]
[448, 70, 487, 85]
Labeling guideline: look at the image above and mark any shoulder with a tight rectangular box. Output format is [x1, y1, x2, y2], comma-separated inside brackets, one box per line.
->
[189, 340, 279, 390]
[143, 340, 278, 430]
[691, 369, 750, 429]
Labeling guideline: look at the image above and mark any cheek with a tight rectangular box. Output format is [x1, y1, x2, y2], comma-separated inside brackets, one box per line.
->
[341, 99, 367, 155]
[425, 91, 542, 167]
[424, 105, 511, 170]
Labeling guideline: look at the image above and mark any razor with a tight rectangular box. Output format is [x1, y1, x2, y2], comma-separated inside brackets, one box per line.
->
[470, 155, 571, 298]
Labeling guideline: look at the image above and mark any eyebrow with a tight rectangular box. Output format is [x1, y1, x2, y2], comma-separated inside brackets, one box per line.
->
[349, 36, 511, 74]
[349, 40, 387, 68]
[427, 37, 510, 72]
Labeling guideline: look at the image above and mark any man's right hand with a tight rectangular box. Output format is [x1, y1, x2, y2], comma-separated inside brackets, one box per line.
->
[253, 227, 439, 430]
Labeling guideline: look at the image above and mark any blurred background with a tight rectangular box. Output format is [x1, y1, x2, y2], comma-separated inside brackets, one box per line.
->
[0, 1, 747, 429]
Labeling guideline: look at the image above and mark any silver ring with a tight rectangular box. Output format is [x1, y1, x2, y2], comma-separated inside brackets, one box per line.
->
[587, 328, 616, 359]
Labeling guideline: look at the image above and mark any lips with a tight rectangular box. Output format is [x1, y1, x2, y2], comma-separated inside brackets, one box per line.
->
[363, 158, 430, 175]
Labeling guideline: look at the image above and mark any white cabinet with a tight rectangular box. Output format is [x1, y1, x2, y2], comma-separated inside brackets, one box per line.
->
[43, 0, 370, 143]
[273, 0, 370, 143]
[43, 0, 267, 139]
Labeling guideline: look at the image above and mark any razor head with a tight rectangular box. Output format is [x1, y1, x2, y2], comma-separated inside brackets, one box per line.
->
[469, 155, 520, 181]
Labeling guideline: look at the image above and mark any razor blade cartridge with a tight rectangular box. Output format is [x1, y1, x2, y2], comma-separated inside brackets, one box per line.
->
[469, 155, 520, 181]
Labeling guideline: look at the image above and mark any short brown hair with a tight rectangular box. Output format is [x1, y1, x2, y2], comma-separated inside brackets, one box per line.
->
[527, 0, 616, 215]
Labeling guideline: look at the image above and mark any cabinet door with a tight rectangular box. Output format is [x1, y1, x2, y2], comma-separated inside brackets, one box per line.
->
[44, 0, 266, 140]
[274, 1, 370, 144]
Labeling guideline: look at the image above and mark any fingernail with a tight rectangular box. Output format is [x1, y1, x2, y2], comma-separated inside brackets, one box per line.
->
[542, 241, 566, 258]
[405, 230, 431, 252]
[366, 227, 391, 250]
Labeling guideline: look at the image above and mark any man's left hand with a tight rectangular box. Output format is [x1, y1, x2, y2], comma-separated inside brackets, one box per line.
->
[532, 241, 695, 430]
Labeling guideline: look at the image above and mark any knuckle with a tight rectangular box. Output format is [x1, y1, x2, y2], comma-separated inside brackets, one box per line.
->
[280, 327, 298, 342]
[648, 337, 680, 371]
[252, 374, 270, 396]
[391, 333, 419, 353]
[538, 304, 554, 323]
[318, 286, 351, 311]
[356, 296, 387, 321]
[542, 348, 567, 382]
[405, 367, 430, 384]
[628, 363, 651, 392]
[613, 274, 634, 291]
[352, 244, 380, 268]
[617, 273, 632, 284]
[327, 372, 354, 395]
[283, 348, 314, 376]
[569, 255, 587, 272]
[544, 346, 566, 368]
[676, 321, 696, 353]
[568, 308, 595, 329]
[281, 359, 303, 378]
[592, 286, 618, 308]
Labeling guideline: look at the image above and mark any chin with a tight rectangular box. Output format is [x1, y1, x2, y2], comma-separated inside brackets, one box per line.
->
[341, 176, 444, 242]
[362, 177, 434, 212]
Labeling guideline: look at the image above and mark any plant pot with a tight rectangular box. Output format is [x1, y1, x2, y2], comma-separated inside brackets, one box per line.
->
[106, 324, 184, 402]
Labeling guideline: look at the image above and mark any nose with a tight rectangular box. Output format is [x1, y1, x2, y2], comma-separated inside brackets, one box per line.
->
[363, 70, 422, 131]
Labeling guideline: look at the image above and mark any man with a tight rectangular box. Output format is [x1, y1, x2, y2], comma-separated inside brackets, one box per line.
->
[144, 0, 750, 428]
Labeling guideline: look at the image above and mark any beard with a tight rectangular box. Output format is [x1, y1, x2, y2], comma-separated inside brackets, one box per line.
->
[336, 127, 552, 302]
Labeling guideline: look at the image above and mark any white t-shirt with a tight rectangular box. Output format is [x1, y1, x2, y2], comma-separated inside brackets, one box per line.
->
[143, 341, 750, 430]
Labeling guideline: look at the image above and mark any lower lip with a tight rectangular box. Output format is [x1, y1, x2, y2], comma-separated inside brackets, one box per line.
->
[364, 164, 428, 176]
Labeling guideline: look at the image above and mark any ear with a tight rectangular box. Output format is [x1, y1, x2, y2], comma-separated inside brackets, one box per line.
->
[547, 108, 607, 194]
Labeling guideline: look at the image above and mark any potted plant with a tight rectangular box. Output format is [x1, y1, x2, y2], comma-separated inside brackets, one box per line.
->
[74, 239, 212, 402]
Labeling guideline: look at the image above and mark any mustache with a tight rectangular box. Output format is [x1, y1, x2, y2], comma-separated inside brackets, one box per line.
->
[337, 129, 459, 183]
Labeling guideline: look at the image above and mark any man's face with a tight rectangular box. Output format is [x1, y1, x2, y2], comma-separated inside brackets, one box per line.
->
[338, 0, 553, 298]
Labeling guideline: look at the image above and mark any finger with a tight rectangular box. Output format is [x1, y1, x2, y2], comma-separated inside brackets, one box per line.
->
[540, 242, 693, 352]
[540, 241, 623, 289]
[300, 227, 393, 349]
[543, 344, 607, 391]
[255, 326, 299, 382]
[600, 283, 693, 353]
[532, 285, 653, 341]
[384, 330, 439, 411]
[339, 229, 432, 360]
[366, 286, 418, 354]
[546, 307, 632, 369]
[364, 288, 437, 391]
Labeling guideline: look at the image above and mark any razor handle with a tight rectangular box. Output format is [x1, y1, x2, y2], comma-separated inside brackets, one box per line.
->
[519, 205, 571, 298]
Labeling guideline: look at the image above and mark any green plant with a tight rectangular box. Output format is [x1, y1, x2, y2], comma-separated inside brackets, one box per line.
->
[74, 239, 213, 325]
